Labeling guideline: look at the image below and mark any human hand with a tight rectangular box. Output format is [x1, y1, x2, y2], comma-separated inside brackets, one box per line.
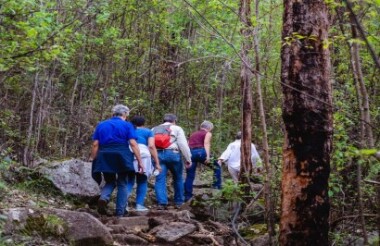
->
[155, 164, 162, 172]
[204, 158, 210, 164]
[138, 164, 145, 174]
[217, 160, 222, 166]
[185, 161, 192, 169]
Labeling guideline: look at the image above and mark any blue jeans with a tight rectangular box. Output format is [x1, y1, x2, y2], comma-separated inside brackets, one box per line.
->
[184, 149, 222, 201]
[100, 172, 132, 216]
[212, 160, 222, 189]
[127, 172, 148, 206]
[155, 150, 184, 206]
[184, 148, 206, 201]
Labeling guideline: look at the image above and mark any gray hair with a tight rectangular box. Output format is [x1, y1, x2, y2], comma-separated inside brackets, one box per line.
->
[112, 104, 130, 116]
[200, 120, 214, 131]
[235, 131, 242, 140]
[163, 113, 177, 123]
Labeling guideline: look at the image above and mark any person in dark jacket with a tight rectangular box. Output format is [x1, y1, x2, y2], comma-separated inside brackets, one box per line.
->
[90, 104, 143, 217]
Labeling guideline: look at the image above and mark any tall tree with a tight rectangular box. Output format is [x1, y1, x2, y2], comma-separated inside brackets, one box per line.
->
[279, 0, 333, 244]
[239, 0, 254, 186]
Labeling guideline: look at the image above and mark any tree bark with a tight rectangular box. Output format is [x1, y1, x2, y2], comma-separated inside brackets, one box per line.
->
[239, 0, 253, 185]
[280, 0, 332, 245]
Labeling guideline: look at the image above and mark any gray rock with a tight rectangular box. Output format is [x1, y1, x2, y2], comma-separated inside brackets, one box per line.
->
[153, 221, 196, 242]
[40, 159, 100, 199]
[250, 234, 269, 246]
[108, 216, 150, 231]
[113, 234, 148, 245]
[4, 207, 113, 246]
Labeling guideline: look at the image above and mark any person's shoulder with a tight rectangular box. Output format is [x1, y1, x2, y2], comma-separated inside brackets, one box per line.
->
[141, 127, 153, 134]
[170, 124, 184, 131]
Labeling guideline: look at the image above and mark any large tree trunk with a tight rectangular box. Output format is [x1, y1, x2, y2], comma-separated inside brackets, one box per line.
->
[279, 0, 332, 245]
[239, 0, 253, 185]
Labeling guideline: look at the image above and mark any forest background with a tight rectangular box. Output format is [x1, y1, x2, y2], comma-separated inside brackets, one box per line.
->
[0, 0, 379, 244]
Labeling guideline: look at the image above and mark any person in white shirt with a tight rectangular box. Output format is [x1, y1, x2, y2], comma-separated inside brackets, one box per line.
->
[217, 131, 261, 183]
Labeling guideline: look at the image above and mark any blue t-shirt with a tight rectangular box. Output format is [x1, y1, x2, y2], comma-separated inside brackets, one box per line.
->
[135, 127, 154, 146]
[92, 117, 137, 145]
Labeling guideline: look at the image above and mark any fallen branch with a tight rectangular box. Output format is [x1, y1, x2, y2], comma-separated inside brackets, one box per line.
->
[364, 179, 380, 185]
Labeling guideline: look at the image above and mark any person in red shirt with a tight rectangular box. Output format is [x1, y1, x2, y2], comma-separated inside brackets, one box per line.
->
[184, 121, 214, 202]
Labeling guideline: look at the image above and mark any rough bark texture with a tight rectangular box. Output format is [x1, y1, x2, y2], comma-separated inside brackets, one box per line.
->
[239, 0, 253, 184]
[280, 0, 332, 245]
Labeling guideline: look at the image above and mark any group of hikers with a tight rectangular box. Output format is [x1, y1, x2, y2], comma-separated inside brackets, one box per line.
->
[89, 104, 262, 217]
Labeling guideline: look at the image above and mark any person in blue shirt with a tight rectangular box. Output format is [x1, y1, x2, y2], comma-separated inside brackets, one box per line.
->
[90, 104, 143, 217]
[127, 116, 161, 211]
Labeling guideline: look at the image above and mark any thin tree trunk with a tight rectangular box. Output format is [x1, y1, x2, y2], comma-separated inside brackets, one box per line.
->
[239, 0, 253, 186]
[252, 0, 275, 243]
[350, 16, 374, 148]
[217, 61, 231, 145]
[356, 160, 368, 244]
[280, 0, 332, 244]
[24, 71, 39, 166]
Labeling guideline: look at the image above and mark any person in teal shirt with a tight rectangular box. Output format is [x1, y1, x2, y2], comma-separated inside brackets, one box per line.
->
[127, 116, 161, 211]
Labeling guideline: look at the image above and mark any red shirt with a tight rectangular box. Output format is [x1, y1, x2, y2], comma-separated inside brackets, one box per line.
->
[188, 130, 207, 148]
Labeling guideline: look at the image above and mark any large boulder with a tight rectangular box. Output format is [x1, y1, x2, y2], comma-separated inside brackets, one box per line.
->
[3, 207, 113, 246]
[40, 159, 100, 199]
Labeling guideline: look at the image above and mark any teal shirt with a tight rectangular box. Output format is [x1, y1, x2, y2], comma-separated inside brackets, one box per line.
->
[135, 127, 154, 146]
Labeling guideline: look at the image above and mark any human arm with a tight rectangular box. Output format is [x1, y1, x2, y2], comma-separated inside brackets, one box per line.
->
[148, 136, 161, 172]
[218, 143, 233, 165]
[89, 140, 99, 161]
[204, 132, 212, 164]
[175, 126, 192, 165]
[129, 139, 144, 174]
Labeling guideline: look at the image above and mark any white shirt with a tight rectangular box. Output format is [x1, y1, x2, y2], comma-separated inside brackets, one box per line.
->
[219, 140, 261, 169]
[153, 122, 192, 163]
[133, 144, 154, 177]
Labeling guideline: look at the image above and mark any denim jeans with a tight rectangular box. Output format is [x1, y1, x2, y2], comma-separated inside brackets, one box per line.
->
[184, 148, 206, 201]
[100, 172, 132, 216]
[184, 149, 223, 201]
[212, 160, 222, 189]
[126, 172, 148, 206]
[154, 150, 184, 206]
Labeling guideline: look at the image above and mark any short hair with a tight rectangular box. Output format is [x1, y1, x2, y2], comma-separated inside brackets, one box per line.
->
[163, 113, 177, 123]
[131, 115, 145, 127]
[235, 131, 242, 140]
[200, 120, 214, 131]
[112, 104, 130, 116]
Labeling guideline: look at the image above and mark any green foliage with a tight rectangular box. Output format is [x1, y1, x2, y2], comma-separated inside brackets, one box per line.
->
[22, 214, 67, 238]
[206, 179, 246, 208]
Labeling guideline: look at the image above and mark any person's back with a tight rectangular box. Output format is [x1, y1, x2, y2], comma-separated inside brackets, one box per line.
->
[94, 117, 134, 146]
[135, 127, 152, 146]
[218, 131, 261, 182]
[185, 121, 214, 201]
[128, 116, 161, 212]
[188, 130, 207, 148]
[153, 113, 191, 210]
[90, 104, 143, 217]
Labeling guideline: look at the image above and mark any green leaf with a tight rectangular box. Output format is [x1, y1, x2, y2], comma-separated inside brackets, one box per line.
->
[27, 28, 38, 38]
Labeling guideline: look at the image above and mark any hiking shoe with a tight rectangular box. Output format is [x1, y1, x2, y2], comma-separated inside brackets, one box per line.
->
[156, 204, 167, 210]
[136, 204, 149, 212]
[97, 199, 108, 215]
